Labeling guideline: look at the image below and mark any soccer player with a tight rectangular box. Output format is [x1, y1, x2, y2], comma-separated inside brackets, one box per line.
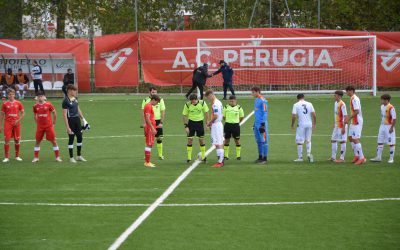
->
[370, 94, 396, 164]
[143, 95, 161, 168]
[62, 84, 87, 163]
[141, 87, 166, 160]
[0, 89, 25, 162]
[205, 90, 224, 168]
[291, 94, 316, 162]
[182, 93, 209, 163]
[212, 60, 235, 100]
[32, 91, 61, 163]
[345, 86, 366, 165]
[330, 90, 348, 163]
[223, 95, 244, 160]
[16, 68, 29, 100]
[251, 87, 268, 164]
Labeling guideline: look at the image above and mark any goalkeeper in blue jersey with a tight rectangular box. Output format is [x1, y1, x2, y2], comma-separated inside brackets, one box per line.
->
[251, 87, 268, 164]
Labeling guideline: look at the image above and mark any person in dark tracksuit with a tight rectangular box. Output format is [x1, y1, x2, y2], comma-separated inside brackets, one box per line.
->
[212, 60, 235, 100]
[62, 84, 88, 163]
[185, 63, 212, 100]
[62, 68, 75, 96]
[31, 60, 44, 97]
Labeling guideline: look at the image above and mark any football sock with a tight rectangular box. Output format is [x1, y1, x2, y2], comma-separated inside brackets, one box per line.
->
[34, 147, 40, 158]
[156, 141, 163, 157]
[4, 144, 9, 159]
[340, 142, 346, 160]
[257, 142, 262, 157]
[68, 144, 74, 158]
[200, 144, 205, 160]
[216, 148, 224, 163]
[77, 143, 82, 157]
[389, 145, 395, 160]
[351, 142, 359, 157]
[236, 144, 241, 158]
[53, 146, 60, 158]
[15, 143, 20, 157]
[262, 143, 268, 159]
[187, 144, 193, 160]
[331, 142, 337, 159]
[144, 147, 151, 163]
[376, 144, 384, 158]
[306, 142, 311, 155]
[355, 143, 364, 159]
[297, 144, 303, 159]
[224, 144, 229, 158]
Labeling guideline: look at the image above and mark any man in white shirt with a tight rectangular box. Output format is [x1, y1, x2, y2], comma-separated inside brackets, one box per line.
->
[345, 86, 366, 165]
[291, 94, 316, 162]
[330, 90, 348, 163]
[31, 60, 44, 97]
[205, 90, 224, 168]
[370, 94, 396, 164]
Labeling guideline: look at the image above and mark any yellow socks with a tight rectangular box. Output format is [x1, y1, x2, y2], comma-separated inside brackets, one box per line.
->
[224, 145, 229, 158]
[200, 144, 206, 160]
[157, 142, 163, 157]
[187, 145, 193, 160]
[236, 145, 241, 158]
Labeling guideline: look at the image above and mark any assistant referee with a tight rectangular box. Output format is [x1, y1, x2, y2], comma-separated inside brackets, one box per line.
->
[182, 93, 209, 163]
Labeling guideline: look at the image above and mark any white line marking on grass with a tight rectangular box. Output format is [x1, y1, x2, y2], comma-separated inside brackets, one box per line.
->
[1, 198, 399, 208]
[108, 111, 255, 250]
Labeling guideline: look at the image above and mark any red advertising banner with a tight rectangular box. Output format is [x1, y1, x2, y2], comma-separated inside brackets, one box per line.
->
[140, 28, 400, 87]
[94, 32, 139, 87]
[0, 39, 90, 91]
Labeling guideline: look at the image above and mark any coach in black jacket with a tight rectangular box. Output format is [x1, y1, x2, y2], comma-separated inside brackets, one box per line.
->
[185, 63, 212, 100]
[62, 68, 75, 96]
[212, 60, 235, 100]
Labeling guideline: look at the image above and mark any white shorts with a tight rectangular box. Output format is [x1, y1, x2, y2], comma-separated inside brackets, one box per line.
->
[211, 122, 224, 145]
[18, 84, 27, 91]
[331, 125, 348, 142]
[296, 126, 312, 144]
[349, 124, 362, 139]
[377, 125, 396, 145]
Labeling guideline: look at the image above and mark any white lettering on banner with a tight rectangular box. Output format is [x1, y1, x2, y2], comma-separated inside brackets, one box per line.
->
[255, 50, 270, 66]
[224, 50, 238, 64]
[172, 51, 189, 68]
[101, 48, 133, 72]
[379, 49, 400, 72]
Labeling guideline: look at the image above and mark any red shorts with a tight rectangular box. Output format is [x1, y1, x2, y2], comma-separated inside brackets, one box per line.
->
[36, 126, 56, 142]
[144, 127, 155, 146]
[4, 122, 21, 141]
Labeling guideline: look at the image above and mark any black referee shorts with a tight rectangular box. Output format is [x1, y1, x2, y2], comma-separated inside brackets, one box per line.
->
[224, 123, 240, 139]
[155, 120, 163, 138]
[187, 120, 204, 138]
[68, 117, 82, 136]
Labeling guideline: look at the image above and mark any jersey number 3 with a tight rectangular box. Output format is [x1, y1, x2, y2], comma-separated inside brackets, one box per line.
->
[302, 104, 308, 114]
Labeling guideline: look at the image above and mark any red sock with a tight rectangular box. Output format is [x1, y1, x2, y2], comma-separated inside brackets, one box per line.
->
[15, 144, 20, 157]
[4, 144, 9, 158]
[34, 147, 40, 158]
[144, 148, 151, 163]
[53, 146, 60, 158]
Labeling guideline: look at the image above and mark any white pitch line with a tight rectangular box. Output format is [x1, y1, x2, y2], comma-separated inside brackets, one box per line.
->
[1, 197, 399, 208]
[107, 111, 255, 250]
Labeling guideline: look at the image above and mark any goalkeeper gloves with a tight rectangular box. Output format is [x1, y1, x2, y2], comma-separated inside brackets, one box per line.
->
[81, 118, 91, 131]
[258, 123, 266, 133]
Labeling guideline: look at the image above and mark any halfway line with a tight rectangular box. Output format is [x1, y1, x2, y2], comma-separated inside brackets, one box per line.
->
[108, 111, 255, 250]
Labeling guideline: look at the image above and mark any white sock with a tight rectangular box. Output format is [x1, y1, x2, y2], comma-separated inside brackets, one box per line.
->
[376, 145, 384, 159]
[297, 145, 303, 159]
[306, 142, 311, 155]
[217, 148, 224, 163]
[351, 142, 359, 157]
[331, 142, 337, 159]
[355, 143, 364, 159]
[340, 143, 346, 160]
[389, 145, 395, 160]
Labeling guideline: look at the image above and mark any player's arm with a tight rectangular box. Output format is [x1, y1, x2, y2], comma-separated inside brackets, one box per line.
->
[312, 111, 317, 129]
[160, 99, 166, 124]
[63, 109, 72, 134]
[389, 108, 396, 133]
[16, 109, 25, 125]
[212, 67, 222, 76]
[207, 109, 218, 127]
[291, 105, 297, 129]
[0, 111, 4, 133]
[145, 113, 156, 133]
[52, 109, 57, 125]
[239, 107, 244, 122]
[77, 106, 84, 120]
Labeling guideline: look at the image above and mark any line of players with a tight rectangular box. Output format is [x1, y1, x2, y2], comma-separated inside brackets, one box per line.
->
[143, 85, 396, 167]
[0, 85, 89, 163]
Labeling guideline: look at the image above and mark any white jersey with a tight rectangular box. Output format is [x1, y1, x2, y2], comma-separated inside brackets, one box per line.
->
[292, 100, 315, 127]
[212, 99, 223, 123]
[31, 65, 42, 80]
[350, 95, 363, 125]
[381, 104, 396, 125]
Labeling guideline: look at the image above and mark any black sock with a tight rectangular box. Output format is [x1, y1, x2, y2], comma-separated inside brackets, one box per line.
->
[69, 147, 73, 158]
[259, 155, 262, 159]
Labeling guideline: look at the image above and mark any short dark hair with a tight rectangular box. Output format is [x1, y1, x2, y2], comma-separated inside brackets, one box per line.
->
[251, 86, 261, 93]
[381, 94, 391, 101]
[297, 93, 305, 100]
[334, 90, 344, 97]
[189, 93, 198, 100]
[204, 90, 214, 97]
[150, 94, 160, 102]
[67, 84, 77, 91]
[345, 85, 355, 92]
[149, 86, 157, 92]
[229, 95, 236, 100]
[37, 90, 45, 96]
[33, 60, 38, 64]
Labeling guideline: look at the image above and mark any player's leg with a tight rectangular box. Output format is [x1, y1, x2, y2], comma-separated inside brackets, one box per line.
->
[198, 83, 204, 100]
[185, 81, 197, 99]
[223, 83, 228, 100]
[155, 120, 164, 160]
[223, 123, 231, 160]
[23, 84, 28, 99]
[3, 123, 12, 162]
[234, 124, 241, 160]
[14, 124, 22, 161]
[144, 127, 156, 167]
[348, 125, 359, 162]
[46, 127, 61, 162]
[33, 80, 39, 97]
[305, 127, 313, 162]
[262, 126, 268, 162]
[353, 125, 366, 165]
[212, 123, 224, 167]
[253, 125, 263, 163]
[75, 130, 85, 161]
[388, 128, 396, 163]
[33, 127, 44, 162]
[371, 125, 385, 162]
[228, 83, 235, 96]
[186, 121, 195, 162]
[330, 128, 338, 161]
[295, 127, 305, 161]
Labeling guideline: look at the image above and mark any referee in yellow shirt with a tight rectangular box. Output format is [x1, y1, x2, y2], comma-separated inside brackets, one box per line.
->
[142, 87, 166, 160]
[223, 95, 244, 160]
[182, 93, 209, 163]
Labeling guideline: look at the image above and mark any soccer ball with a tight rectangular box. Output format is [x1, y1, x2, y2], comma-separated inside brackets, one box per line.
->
[197, 152, 202, 160]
